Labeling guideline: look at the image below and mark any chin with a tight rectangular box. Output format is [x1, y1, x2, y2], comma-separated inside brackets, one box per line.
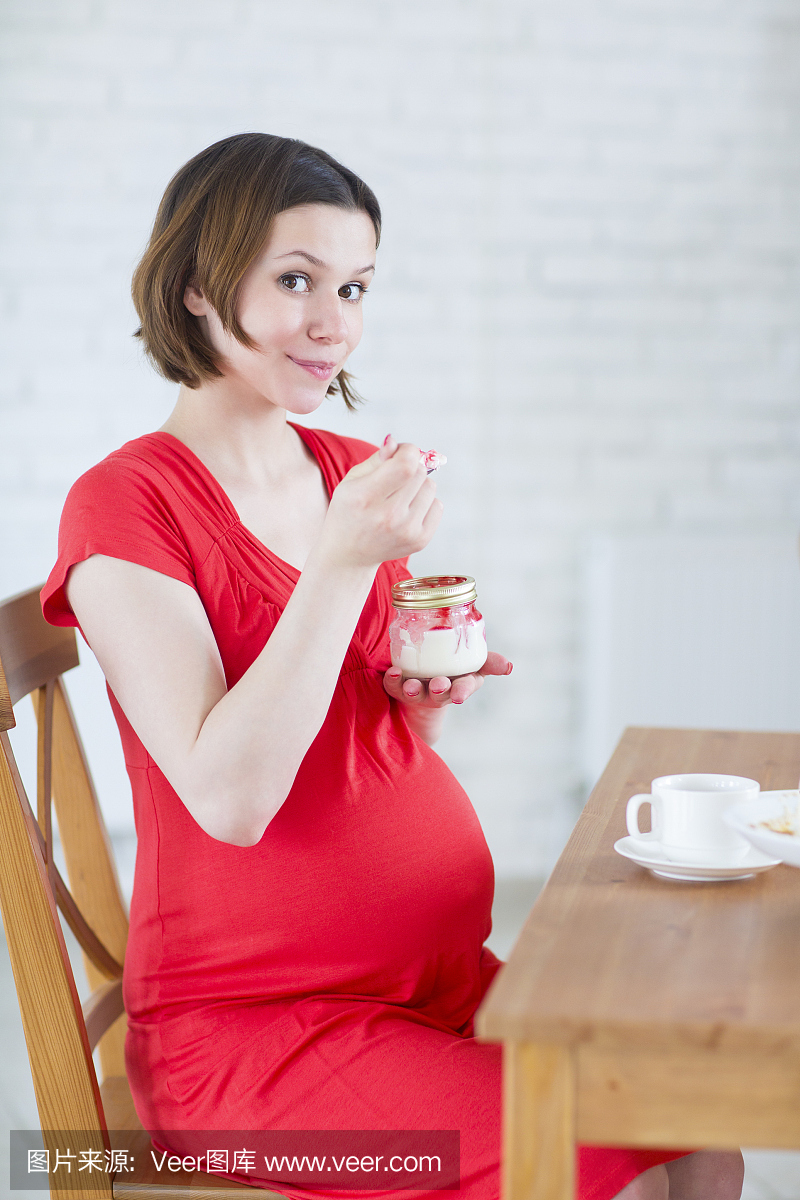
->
[281, 386, 332, 417]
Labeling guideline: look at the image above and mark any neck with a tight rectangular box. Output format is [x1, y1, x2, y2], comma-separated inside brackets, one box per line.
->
[160, 380, 306, 488]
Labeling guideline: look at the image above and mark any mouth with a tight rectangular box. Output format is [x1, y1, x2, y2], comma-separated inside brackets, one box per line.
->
[287, 356, 338, 382]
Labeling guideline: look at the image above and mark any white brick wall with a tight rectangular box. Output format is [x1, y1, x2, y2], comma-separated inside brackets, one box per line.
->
[1, 0, 799, 874]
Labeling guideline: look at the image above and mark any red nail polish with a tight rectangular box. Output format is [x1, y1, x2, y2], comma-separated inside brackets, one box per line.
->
[506, 663, 514, 675]
[383, 434, 392, 446]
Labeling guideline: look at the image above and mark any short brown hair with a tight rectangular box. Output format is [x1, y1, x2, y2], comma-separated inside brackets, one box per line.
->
[131, 133, 382, 409]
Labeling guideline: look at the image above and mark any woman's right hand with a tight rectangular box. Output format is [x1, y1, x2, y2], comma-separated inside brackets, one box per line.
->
[318, 437, 443, 569]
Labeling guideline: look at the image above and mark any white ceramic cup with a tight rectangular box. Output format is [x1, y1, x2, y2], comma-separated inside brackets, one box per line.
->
[626, 773, 759, 864]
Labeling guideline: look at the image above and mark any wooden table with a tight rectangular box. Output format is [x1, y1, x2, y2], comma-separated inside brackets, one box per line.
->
[476, 727, 800, 1200]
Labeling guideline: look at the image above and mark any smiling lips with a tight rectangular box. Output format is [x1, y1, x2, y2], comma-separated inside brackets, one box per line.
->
[288, 356, 338, 381]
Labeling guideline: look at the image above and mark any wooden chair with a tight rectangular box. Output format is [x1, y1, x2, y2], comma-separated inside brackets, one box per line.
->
[0, 586, 284, 1198]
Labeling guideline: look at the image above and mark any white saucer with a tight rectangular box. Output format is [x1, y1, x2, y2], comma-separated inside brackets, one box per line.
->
[613, 835, 781, 882]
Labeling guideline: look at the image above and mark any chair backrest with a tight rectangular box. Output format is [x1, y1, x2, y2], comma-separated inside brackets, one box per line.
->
[0, 587, 290, 1199]
[0, 587, 129, 1071]
[0, 587, 129, 1198]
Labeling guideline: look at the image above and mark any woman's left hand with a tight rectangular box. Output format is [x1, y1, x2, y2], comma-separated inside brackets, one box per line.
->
[383, 651, 513, 708]
[382, 652, 513, 745]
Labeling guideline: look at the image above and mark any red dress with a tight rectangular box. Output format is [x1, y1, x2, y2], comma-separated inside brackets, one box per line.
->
[42, 428, 686, 1200]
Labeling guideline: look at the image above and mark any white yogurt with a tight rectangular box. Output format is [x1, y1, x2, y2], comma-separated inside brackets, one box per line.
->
[395, 620, 487, 680]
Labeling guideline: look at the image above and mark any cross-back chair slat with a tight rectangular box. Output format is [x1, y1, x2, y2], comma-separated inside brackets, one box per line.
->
[36, 678, 56, 894]
[46, 672, 129, 1074]
[0, 673, 112, 1198]
[0, 587, 128, 1077]
[48, 674, 129, 966]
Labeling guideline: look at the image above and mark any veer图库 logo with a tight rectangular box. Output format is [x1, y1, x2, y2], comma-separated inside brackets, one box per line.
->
[11, 1129, 460, 1190]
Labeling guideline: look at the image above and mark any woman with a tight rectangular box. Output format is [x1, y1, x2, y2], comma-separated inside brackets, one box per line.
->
[42, 134, 743, 1200]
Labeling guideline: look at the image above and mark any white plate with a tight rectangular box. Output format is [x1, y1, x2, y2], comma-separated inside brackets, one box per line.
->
[613, 835, 781, 882]
[724, 790, 800, 867]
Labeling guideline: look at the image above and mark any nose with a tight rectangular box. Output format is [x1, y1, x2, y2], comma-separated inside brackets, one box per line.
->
[307, 289, 350, 345]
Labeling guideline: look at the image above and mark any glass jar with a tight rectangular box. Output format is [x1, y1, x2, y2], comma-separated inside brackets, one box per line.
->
[389, 576, 488, 680]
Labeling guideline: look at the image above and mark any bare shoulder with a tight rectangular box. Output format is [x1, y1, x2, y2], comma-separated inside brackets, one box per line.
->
[65, 555, 226, 775]
[66, 555, 219, 667]
[67, 554, 203, 624]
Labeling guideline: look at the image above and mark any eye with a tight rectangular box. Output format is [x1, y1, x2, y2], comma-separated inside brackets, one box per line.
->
[339, 282, 368, 303]
[279, 273, 310, 293]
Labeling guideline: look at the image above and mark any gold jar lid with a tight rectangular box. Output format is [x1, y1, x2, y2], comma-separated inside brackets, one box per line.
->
[391, 575, 478, 610]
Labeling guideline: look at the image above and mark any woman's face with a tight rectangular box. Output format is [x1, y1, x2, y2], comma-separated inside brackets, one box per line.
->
[184, 203, 377, 414]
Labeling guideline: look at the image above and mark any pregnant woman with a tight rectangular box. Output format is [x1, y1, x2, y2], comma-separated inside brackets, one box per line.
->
[42, 134, 742, 1200]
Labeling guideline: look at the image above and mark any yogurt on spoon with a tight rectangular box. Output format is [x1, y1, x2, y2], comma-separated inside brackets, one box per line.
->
[422, 449, 447, 474]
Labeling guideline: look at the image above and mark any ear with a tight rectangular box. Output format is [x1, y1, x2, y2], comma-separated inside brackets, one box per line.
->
[183, 280, 209, 317]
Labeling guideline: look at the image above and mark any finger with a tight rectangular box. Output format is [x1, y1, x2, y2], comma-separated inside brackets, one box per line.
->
[404, 474, 439, 522]
[378, 463, 433, 528]
[419, 494, 444, 539]
[450, 673, 484, 705]
[351, 444, 423, 507]
[393, 483, 441, 556]
[376, 443, 426, 497]
[343, 435, 401, 484]
[426, 676, 452, 706]
[477, 651, 514, 677]
[344, 449, 383, 480]
[379, 434, 397, 462]
[401, 677, 425, 703]
[383, 667, 405, 699]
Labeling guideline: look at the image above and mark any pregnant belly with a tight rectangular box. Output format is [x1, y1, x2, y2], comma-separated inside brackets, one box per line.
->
[125, 731, 494, 1020]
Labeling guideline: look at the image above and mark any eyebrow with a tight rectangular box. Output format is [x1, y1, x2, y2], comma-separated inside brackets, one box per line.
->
[275, 250, 375, 274]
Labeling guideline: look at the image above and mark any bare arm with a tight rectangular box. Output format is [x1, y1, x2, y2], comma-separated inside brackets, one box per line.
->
[66, 442, 442, 846]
